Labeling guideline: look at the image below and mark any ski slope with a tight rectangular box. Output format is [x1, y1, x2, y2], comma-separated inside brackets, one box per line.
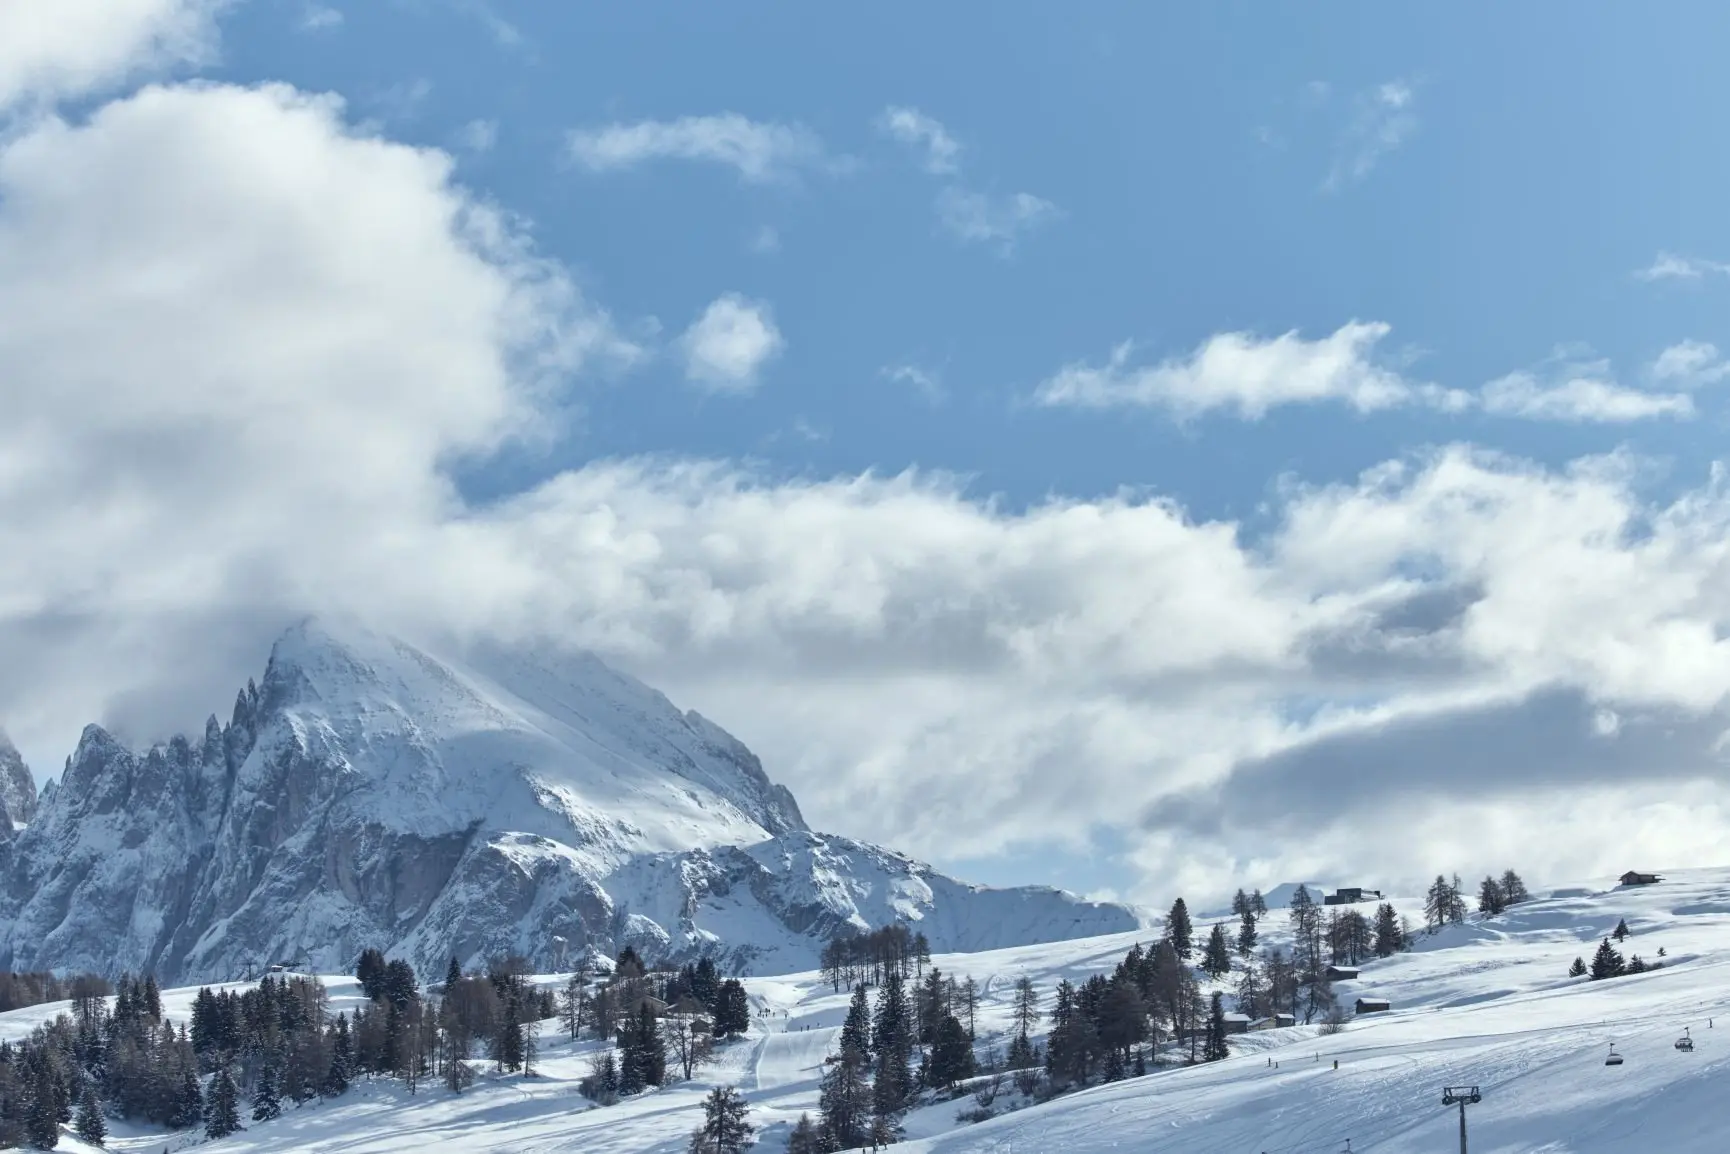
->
[10, 867, 1730, 1152]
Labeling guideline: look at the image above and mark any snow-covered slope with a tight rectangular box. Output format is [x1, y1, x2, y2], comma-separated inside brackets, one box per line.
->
[11, 867, 1730, 1153]
[0, 619, 1136, 983]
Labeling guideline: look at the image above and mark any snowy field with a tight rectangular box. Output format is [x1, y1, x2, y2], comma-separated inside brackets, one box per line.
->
[10, 867, 1730, 1152]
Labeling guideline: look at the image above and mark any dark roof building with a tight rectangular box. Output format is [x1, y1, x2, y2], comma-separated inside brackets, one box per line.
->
[1326, 966, 1360, 981]
[1323, 888, 1384, 906]
[1355, 998, 1391, 1014]
[1620, 871, 1662, 887]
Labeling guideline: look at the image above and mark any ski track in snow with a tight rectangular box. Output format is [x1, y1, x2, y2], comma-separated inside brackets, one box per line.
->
[14, 867, 1730, 1151]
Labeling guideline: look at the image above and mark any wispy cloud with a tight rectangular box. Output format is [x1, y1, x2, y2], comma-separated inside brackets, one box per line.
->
[876, 106, 961, 175]
[454, 118, 498, 154]
[678, 293, 785, 394]
[935, 188, 1060, 253]
[566, 113, 825, 184]
[1036, 326, 1692, 424]
[748, 225, 780, 255]
[371, 79, 432, 123]
[1323, 79, 1419, 192]
[299, 4, 343, 31]
[1635, 251, 1730, 282]
[1035, 322, 1456, 419]
[882, 363, 945, 404]
[875, 105, 1060, 255]
[1649, 340, 1730, 387]
[1481, 350, 1694, 422]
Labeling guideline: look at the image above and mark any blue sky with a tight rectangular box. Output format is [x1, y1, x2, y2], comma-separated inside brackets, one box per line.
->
[13, 1, 1730, 906]
[209, 0, 1730, 527]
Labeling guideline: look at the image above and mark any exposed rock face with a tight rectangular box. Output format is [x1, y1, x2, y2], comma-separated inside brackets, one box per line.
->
[0, 620, 1140, 983]
[0, 730, 36, 830]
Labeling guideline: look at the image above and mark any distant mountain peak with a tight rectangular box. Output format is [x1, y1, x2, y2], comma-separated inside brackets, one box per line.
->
[0, 728, 36, 829]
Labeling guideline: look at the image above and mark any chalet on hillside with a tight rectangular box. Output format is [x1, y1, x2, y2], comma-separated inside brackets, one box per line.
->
[1326, 966, 1360, 982]
[1222, 1012, 1252, 1035]
[1355, 997, 1391, 1015]
[1248, 1014, 1297, 1031]
[1620, 871, 1662, 887]
[1323, 887, 1383, 906]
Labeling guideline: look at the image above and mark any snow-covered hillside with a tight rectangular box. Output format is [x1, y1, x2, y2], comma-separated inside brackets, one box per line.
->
[0, 619, 1136, 984]
[9, 866, 1730, 1152]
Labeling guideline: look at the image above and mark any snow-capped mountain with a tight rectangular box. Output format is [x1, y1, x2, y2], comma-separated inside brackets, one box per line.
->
[0, 730, 34, 832]
[0, 619, 1138, 983]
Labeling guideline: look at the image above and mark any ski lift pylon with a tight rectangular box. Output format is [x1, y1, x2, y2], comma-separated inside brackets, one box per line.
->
[1676, 1027, 1695, 1052]
[1605, 1042, 1624, 1066]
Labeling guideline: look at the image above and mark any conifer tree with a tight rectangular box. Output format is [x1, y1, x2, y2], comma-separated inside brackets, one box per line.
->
[1202, 923, 1233, 977]
[1250, 889, 1268, 918]
[786, 1113, 821, 1154]
[1372, 902, 1404, 957]
[558, 974, 585, 1041]
[1236, 909, 1258, 957]
[840, 985, 871, 1058]
[1590, 938, 1626, 981]
[1568, 956, 1587, 978]
[444, 956, 462, 991]
[817, 1043, 871, 1149]
[203, 1065, 242, 1139]
[1478, 876, 1506, 916]
[251, 1059, 282, 1122]
[1231, 888, 1249, 918]
[1011, 977, 1041, 1037]
[928, 1014, 975, 1088]
[1499, 870, 1530, 906]
[871, 968, 913, 1116]
[1203, 991, 1229, 1062]
[1613, 918, 1630, 942]
[1166, 898, 1194, 959]
[689, 1085, 753, 1154]
[75, 1083, 106, 1146]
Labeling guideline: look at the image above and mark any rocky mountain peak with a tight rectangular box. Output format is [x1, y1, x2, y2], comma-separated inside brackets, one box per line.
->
[0, 728, 36, 829]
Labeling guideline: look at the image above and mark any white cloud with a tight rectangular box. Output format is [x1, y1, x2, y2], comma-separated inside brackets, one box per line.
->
[876, 105, 961, 174]
[1323, 78, 1418, 191]
[298, 4, 343, 31]
[1650, 340, 1730, 387]
[373, 78, 432, 122]
[565, 113, 825, 184]
[1035, 321, 1460, 418]
[677, 293, 784, 393]
[1635, 251, 1730, 282]
[455, 117, 498, 153]
[882, 363, 945, 404]
[17, 64, 1730, 909]
[935, 188, 1060, 252]
[0, 0, 221, 112]
[1481, 360, 1693, 422]
[748, 225, 780, 254]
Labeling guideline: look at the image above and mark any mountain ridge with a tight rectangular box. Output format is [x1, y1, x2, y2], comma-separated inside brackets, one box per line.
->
[0, 619, 1140, 982]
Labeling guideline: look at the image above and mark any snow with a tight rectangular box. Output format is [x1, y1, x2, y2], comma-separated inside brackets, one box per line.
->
[14, 866, 1730, 1151]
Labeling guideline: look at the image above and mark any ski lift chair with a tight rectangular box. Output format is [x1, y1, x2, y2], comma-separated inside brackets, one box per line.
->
[1675, 1028, 1695, 1052]
[1605, 1043, 1624, 1066]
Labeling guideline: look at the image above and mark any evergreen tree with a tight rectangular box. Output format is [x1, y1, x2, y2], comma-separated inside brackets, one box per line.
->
[203, 1065, 242, 1139]
[1613, 918, 1630, 942]
[689, 1086, 753, 1154]
[1478, 875, 1506, 916]
[1250, 889, 1268, 918]
[355, 948, 388, 1002]
[1202, 923, 1233, 977]
[1590, 938, 1626, 981]
[816, 1047, 871, 1150]
[713, 980, 751, 1040]
[840, 985, 871, 1058]
[1372, 902, 1404, 957]
[1236, 909, 1258, 957]
[250, 1060, 282, 1122]
[1203, 991, 1229, 1062]
[870, 968, 913, 1116]
[1166, 898, 1194, 959]
[1011, 977, 1041, 1037]
[928, 1014, 976, 1088]
[1230, 888, 1249, 918]
[169, 1067, 203, 1129]
[1234, 960, 1266, 1021]
[444, 956, 462, 991]
[322, 1014, 352, 1098]
[1450, 874, 1468, 924]
[1499, 870, 1530, 906]
[25, 1061, 60, 1148]
[1424, 875, 1453, 932]
[785, 1113, 821, 1154]
[1568, 956, 1588, 978]
[75, 1083, 106, 1146]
